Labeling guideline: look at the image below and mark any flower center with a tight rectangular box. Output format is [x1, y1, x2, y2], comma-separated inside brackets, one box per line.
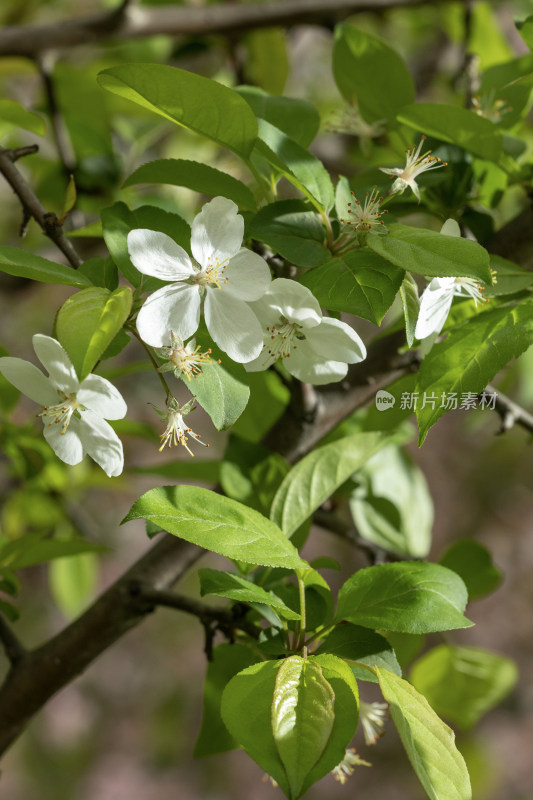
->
[159, 409, 208, 456]
[38, 393, 81, 434]
[170, 344, 213, 381]
[453, 277, 486, 305]
[192, 256, 230, 290]
[265, 317, 305, 362]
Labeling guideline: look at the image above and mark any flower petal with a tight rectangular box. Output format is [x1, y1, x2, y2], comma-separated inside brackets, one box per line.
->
[415, 278, 455, 339]
[243, 349, 277, 373]
[0, 357, 57, 405]
[304, 318, 366, 364]
[136, 283, 201, 347]
[287, 341, 348, 384]
[78, 409, 124, 477]
[42, 415, 84, 465]
[254, 278, 322, 327]
[127, 229, 194, 280]
[32, 334, 79, 394]
[224, 248, 271, 301]
[205, 292, 264, 363]
[78, 374, 127, 420]
[191, 197, 244, 266]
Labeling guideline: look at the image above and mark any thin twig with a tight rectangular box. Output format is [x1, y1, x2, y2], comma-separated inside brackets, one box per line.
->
[0, 0, 467, 57]
[484, 384, 533, 436]
[0, 616, 26, 666]
[0, 147, 82, 268]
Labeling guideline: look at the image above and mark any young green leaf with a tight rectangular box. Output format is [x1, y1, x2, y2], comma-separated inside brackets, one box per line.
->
[123, 485, 308, 569]
[272, 656, 335, 799]
[0, 246, 92, 288]
[184, 355, 250, 432]
[316, 623, 401, 683]
[410, 645, 517, 730]
[368, 223, 491, 283]
[123, 159, 256, 210]
[198, 568, 300, 620]
[439, 540, 503, 600]
[377, 667, 472, 800]
[270, 431, 397, 538]
[336, 562, 473, 634]
[399, 271, 420, 347]
[416, 299, 533, 443]
[194, 643, 259, 757]
[97, 64, 257, 158]
[300, 250, 404, 324]
[55, 286, 133, 381]
[333, 24, 415, 122]
[0, 98, 45, 135]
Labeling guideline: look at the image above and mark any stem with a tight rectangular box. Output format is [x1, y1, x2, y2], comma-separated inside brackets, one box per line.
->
[296, 572, 307, 658]
[131, 329, 172, 399]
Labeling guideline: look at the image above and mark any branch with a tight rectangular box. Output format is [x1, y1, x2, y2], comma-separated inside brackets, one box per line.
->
[0, 0, 464, 57]
[485, 384, 533, 435]
[0, 615, 26, 666]
[0, 147, 82, 268]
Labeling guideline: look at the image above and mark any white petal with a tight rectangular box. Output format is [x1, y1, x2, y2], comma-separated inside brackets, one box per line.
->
[42, 415, 84, 465]
[78, 374, 127, 420]
[379, 167, 403, 177]
[304, 317, 366, 364]
[415, 279, 455, 339]
[224, 248, 271, 301]
[440, 219, 461, 238]
[0, 357, 57, 405]
[260, 278, 322, 327]
[205, 292, 264, 363]
[32, 335, 79, 394]
[136, 283, 201, 347]
[191, 197, 243, 266]
[78, 409, 124, 477]
[127, 229, 194, 281]
[287, 341, 348, 385]
[243, 349, 277, 372]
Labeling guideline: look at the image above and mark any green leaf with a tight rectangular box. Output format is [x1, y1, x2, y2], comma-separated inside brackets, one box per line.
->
[55, 286, 133, 381]
[300, 250, 403, 324]
[98, 64, 257, 158]
[0, 246, 92, 288]
[337, 562, 473, 634]
[316, 623, 401, 683]
[237, 86, 320, 148]
[232, 370, 290, 443]
[183, 339, 250, 431]
[349, 445, 433, 558]
[194, 643, 258, 757]
[243, 31, 289, 96]
[221, 660, 291, 795]
[333, 24, 415, 122]
[78, 257, 118, 291]
[101, 202, 190, 289]
[255, 120, 335, 211]
[248, 199, 330, 268]
[377, 667, 472, 800]
[123, 485, 307, 569]
[400, 271, 420, 347]
[517, 15, 533, 50]
[0, 538, 105, 570]
[410, 645, 517, 730]
[270, 431, 397, 538]
[0, 98, 45, 135]
[300, 654, 359, 796]
[130, 460, 220, 484]
[397, 104, 502, 163]
[123, 159, 256, 210]
[487, 254, 533, 296]
[272, 656, 335, 799]
[199, 568, 300, 620]
[416, 299, 533, 443]
[368, 223, 491, 283]
[439, 540, 502, 601]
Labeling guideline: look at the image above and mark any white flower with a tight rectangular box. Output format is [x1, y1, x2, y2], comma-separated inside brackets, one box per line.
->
[157, 331, 215, 382]
[154, 397, 208, 457]
[331, 748, 370, 784]
[341, 187, 388, 234]
[380, 136, 447, 202]
[0, 335, 126, 477]
[127, 196, 271, 363]
[359, 700, 388, 746]
[415, 219, 487, 340]
[244, 278, 366, 385]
